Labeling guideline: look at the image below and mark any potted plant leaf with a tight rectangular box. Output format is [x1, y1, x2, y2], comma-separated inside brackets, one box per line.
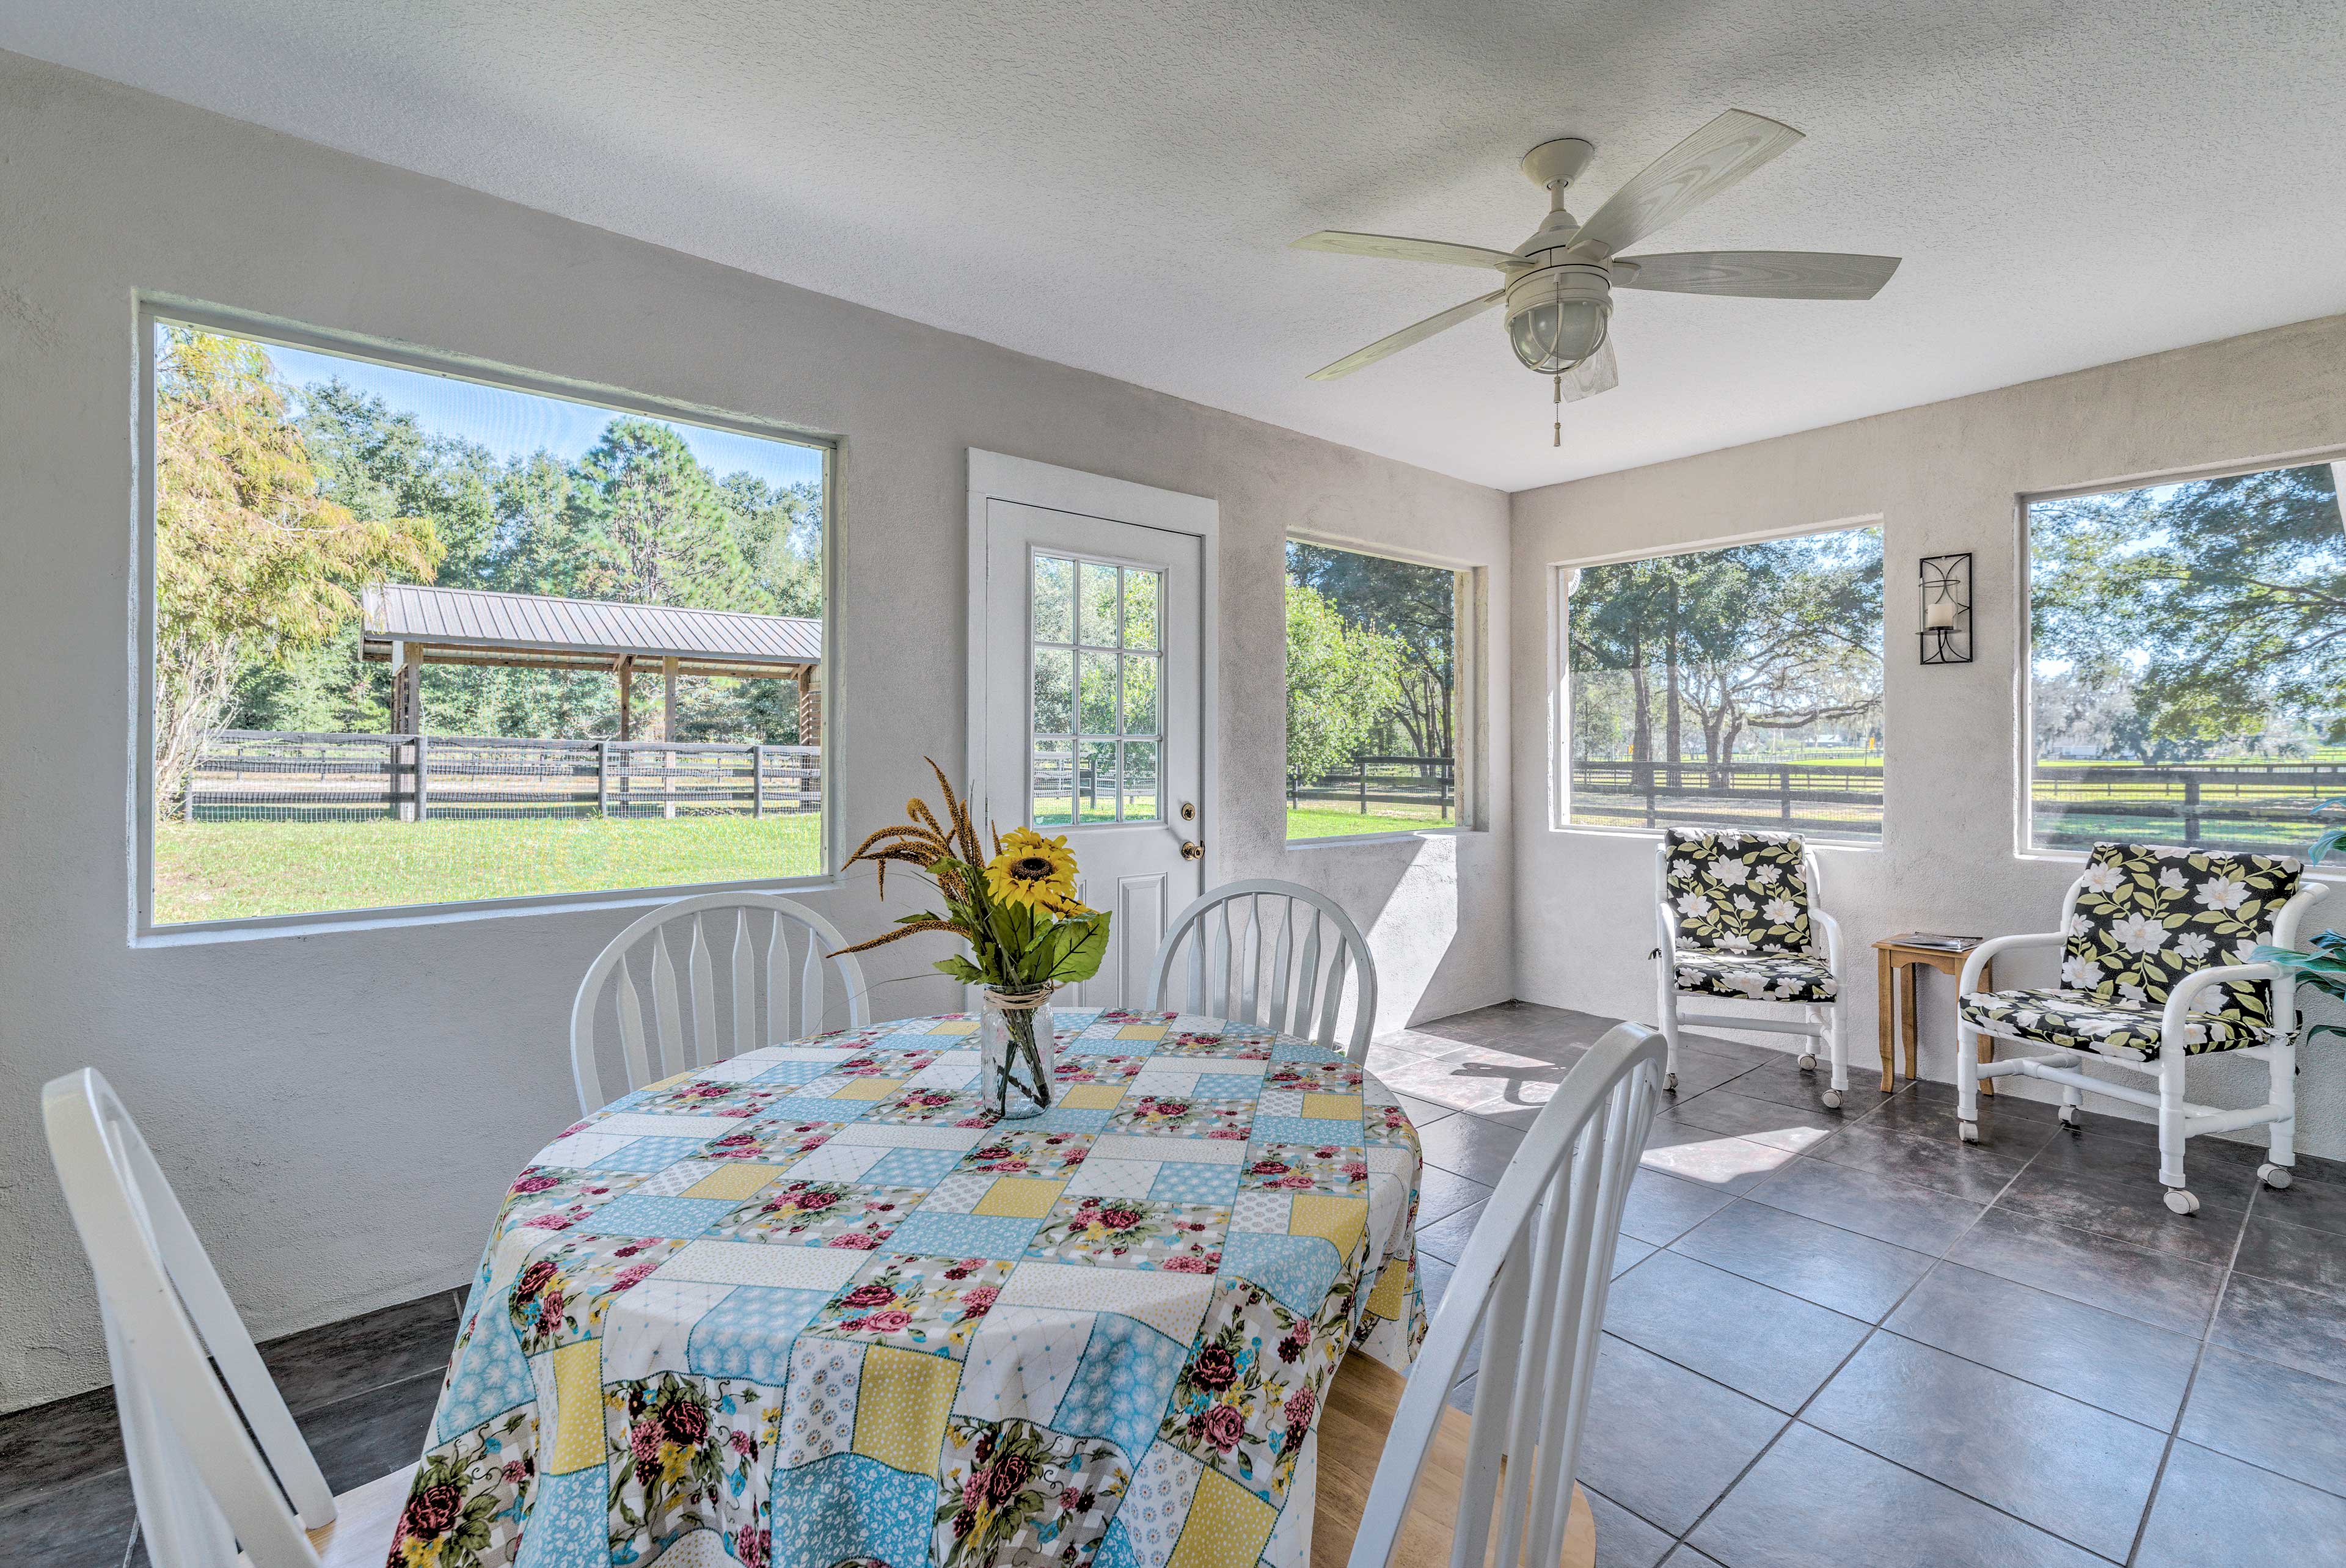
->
[2252, 798, 2346, 1043]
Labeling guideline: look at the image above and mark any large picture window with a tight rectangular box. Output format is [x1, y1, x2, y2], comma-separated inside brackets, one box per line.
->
[2028, 461, 2346, 855]
[1565, 527, 1885, 839]
[144, 313, 830, 927]
[1284, 541, 1469, 840]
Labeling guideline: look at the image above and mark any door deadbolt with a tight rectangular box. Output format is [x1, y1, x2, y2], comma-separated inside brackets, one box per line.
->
[1179, 801, 1197, 822]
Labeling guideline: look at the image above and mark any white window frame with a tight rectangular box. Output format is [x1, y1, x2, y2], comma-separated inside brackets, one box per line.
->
[2015, 445, 2346, 867]
[1549, 514, 1887, 844]
[131, 297, 844, 944]
[1282, 530, 1487, 848]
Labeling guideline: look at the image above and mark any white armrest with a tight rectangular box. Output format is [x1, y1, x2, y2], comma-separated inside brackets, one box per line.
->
[2163, 961, 2281, 1039]
[1813, 908, 1844, 975]
[1960, 931, 2063, 994]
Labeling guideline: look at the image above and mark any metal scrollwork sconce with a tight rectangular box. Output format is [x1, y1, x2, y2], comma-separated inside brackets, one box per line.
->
[1920, 552, 1973, 665]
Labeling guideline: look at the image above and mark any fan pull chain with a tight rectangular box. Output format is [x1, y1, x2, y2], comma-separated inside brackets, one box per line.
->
[1553, 372, 1562, 447]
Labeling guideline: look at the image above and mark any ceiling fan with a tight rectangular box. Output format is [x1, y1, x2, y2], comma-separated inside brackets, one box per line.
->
[1293, 109, 1900, 443]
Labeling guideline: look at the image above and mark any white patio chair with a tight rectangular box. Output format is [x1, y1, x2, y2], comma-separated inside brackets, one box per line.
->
[1957, 840, 2330, 1213]
[569, 892, 869, 1114]
[41, 1068, 412, 1568]
[1150, 878, 1379, 1062]
[1322, 1022, 1666, 1568]
[1653, 828, 1849, 1103]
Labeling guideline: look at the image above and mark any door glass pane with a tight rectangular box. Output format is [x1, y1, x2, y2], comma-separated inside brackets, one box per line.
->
[1032, 648, 1073, 734]
[1123, 740, 1160, 821]
[1081, 739, 1119, 823]
[1032, 740, 1075, 826]
[1124, 569, 1160, 651]
[1034, 555, 1074, 643]
[1080, 562, 1120, 648]
[1078, 651, 1118, 736]
[1122, 654, 1159, 736]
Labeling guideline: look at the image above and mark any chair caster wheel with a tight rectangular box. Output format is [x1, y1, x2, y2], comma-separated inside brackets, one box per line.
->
[1665, 1072, 1678, 1093]
[2164, 1189, 2199, 1216]
[2260, 1163, 2293, 1191]
[1958, 1121, 1979, 1144]
[2059, 1106, 2080, 1129]
[1798, 1053, 1818, 1073]
[1821, 1090, 1843, 1109]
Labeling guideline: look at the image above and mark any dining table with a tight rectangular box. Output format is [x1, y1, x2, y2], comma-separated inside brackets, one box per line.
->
[389, 1007, 1430, 1568]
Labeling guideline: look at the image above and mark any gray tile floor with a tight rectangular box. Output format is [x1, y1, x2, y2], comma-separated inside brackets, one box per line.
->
[8, 1000, 2343, 1567]
[1382, 1002, 2346, 1568]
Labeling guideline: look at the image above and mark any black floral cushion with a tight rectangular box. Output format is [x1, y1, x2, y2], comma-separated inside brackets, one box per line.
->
[1959, 986, 2259, 1062]
[2063, 842, 2302, 1032]
[1672, 951, 1838, 1004]
[1664, 828, 1814, 955]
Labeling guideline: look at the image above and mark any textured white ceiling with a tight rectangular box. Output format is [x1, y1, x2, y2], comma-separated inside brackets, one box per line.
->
[8, 1, 2345, 490]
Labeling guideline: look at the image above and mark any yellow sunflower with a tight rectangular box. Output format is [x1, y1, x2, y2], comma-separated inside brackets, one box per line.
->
[985, 828, 1078, 910]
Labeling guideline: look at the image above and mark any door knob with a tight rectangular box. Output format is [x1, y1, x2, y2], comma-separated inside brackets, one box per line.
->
[1180, 841, 1204, 862]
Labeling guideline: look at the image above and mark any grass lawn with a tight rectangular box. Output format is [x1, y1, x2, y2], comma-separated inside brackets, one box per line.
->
[1286, 804, 1454, 841]
[154, 813, 824, 924]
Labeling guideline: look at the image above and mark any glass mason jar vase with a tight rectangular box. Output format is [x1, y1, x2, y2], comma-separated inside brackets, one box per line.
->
[978, 987, 1058, 1121]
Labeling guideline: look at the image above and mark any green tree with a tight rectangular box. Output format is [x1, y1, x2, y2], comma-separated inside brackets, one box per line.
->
[1286, 582, 1404, 781]
[1286, 542, 1456, 759]
[153, 329, 441, 809]
[576, 418, 755, 610]
[2033, 465, 2346, 751]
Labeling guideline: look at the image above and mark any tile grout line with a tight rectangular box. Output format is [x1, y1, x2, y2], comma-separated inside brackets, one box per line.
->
[1653, 1110, 2094, 1563]
[2121, 1169, 2262, 1567]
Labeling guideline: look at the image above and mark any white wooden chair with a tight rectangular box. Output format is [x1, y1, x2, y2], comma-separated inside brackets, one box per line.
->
[1150, 878, 1379, 1062]
[1653, 828, 1849, 1104]
[41, 1068, 412, 1568]
[570, 892, 869, 1114]
[1957, 841, 2330, 1213]
[1322, 1023, 1666, 1568]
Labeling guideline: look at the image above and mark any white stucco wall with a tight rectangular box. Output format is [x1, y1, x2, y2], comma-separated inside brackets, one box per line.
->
[0, 53, 1513, 1410]
[1510, 314, 2346, 1155]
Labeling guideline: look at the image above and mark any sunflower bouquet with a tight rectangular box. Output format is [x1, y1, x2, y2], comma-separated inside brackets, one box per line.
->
[836, 760, 1112, 1117]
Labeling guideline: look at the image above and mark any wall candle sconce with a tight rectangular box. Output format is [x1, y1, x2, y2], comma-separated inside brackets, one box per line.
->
[1920, 553, 1973, 665]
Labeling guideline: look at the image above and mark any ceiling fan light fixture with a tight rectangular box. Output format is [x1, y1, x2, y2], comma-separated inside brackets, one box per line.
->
[1505, 265, 1611, 374]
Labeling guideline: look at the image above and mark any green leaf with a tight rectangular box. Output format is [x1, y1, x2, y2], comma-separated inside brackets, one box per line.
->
[1043, 913, 1113, 985]
[934, 955, 987, 985]
[2308, 826, 2345, 866]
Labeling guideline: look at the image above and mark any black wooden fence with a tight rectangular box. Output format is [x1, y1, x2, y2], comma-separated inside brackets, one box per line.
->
[1287, 754, 1456, 819]
[1571, 760, 1884, 836]
[185, 730, 820, 823]
[2030, 760, 2346, 851]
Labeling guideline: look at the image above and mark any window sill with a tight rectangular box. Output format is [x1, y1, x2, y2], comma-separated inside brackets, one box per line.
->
[132, 872, 844, 947]
[1547, 822, 1885, 853]
[1284, 826, 1484, 851]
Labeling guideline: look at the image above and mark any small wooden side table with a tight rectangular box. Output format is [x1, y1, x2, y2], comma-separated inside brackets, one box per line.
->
[1873, 934, 1993, 1095]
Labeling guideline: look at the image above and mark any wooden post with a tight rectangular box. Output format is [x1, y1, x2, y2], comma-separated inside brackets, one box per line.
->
[414, 734, 430, 822]
[663, 655, 679, 821]
[389, 737, 402, 819]
[1781, 765, 1793, 823]
[752, 745, 766, 819]
[597, 741, 610, 818]
[1359, 761, 1368, 815]
[2183, 774, 2202, 845]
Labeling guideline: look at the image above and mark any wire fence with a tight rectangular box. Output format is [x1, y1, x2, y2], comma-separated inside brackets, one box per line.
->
[185, 730, 820, 823]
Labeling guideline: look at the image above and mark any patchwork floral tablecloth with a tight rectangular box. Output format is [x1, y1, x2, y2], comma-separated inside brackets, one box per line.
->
[392, 1009, 1428, 1568]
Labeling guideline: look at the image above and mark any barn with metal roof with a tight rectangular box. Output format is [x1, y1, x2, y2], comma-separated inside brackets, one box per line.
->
[360, 584, 822, 742]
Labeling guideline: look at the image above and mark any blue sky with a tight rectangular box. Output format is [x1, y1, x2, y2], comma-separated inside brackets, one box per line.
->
[262, 340, 825, 493]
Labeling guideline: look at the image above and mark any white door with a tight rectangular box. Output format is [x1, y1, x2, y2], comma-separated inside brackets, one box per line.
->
[979, 498, 1205, 1007]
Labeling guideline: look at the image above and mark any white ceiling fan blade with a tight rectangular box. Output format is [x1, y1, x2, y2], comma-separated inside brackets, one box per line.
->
[1306, 290, 1507, 381]
[1615, 250, 1900, 299]
[1560, 338, 1619, 401]
[1571, 109, 1804, 257]
[1292, 231, 1521, 271]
